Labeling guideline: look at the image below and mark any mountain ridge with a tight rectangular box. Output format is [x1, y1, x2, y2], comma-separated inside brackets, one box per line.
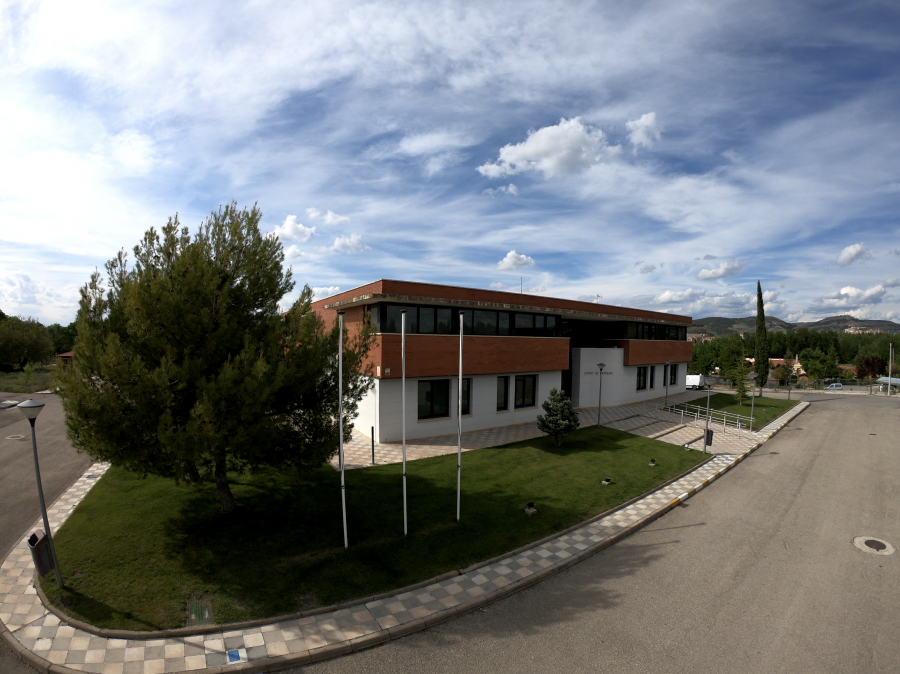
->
[690, 314, 900, 336]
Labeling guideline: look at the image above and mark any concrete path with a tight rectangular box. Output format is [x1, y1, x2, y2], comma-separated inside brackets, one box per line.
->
[1, 412, 795, 673]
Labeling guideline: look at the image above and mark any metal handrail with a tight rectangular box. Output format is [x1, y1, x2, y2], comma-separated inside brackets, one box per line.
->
[643, 400, 756, 437]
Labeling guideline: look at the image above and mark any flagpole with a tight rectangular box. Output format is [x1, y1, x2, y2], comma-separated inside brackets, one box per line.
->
[401, 310, 408, 536]
[338, 311, 348, 548]
[457, 310, 464, 522]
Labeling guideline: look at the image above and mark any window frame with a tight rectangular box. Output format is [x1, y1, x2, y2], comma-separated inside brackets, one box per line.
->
[669, 363, 678, 386]
[418, 379, 451, 420]
[649, 365, 656, 389]
[461, 377, 472, 416]
[496, 376, 509, 411]
[636, 366, 648, 391]
[514, 374, 537, 409]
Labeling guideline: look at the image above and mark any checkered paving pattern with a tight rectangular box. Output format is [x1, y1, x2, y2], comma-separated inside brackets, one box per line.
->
[3, 394, 805, 673]
[3, 442, 760, 673]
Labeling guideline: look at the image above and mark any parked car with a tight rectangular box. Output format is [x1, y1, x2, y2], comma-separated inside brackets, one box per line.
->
[824, 382, 843, 390]
[880, 383, 898, 393]
[686, 374, 705, 389]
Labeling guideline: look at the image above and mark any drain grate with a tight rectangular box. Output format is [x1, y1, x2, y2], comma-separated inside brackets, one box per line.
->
[853, 536, 894, 556]
[186, 598, 212, 626]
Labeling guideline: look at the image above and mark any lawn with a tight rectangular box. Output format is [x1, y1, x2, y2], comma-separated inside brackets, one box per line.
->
[0, 365, 55, 394]
[684, 392, 799, 426]
[42, 426, 707, 631]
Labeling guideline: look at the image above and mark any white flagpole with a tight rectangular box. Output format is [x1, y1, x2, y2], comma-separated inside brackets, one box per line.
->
[338, 311, 348, 548]
[457, 311, 463, 521]
[401, 310, 408, 536]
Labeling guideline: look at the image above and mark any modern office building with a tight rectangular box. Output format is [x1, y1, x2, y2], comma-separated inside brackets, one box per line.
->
[312, 280, 693, 442]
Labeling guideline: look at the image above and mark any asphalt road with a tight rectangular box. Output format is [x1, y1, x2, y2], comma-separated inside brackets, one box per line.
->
[298, 393, 900, 674]
[0, 392, 92, 674]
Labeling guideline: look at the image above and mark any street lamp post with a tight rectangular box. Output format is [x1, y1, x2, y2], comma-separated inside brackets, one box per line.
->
[664, 359, 672, 409]
[18, 399, 63, 589]
[703, 384, 713, 454]
[748, 371, 757, 433]
[596, 363, 606, 427]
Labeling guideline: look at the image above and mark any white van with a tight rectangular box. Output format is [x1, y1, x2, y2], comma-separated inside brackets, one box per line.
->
[686, 374, 705, 389]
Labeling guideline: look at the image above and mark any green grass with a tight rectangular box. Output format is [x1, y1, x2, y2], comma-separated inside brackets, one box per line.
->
[0, 366, 55, 394]
[684, 392, 799, 424]
[42, 426, 707, 631]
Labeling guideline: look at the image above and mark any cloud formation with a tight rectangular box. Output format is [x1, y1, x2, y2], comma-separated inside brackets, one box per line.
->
[639, 264, 656, 274]
[478, 118, 619, 179]
[312, 286, 341, 300]
[330, 234, 365, 254]
[697, 260, 745, 280]
[489, 282, 508, 289]
[306, 208, 350, 225]
[483, 184, 518, 197]
[496, 250, 535, 271]
[837, 243, 872, 266]
[810, 281, 895, 310]
[626, 112, 662, 150]
[273, 215, 315, 242]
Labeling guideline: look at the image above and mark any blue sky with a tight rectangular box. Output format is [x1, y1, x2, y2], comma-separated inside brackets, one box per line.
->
[1, 0, 899, 325]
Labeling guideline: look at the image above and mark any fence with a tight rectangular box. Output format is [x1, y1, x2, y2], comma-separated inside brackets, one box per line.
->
[643, 400, 756, 437]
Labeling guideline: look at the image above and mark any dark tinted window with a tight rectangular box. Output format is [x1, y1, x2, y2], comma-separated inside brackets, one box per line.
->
[546, 316, 556, 329]
[515, 313, 533, 330]
[462, 378, 471, 415]
[535, 315, 545, 329]
[498, 312, 510, 335]
[497, 376, 509, 411]
[419, 307, 435, 334]
[437, 308, 453, 334]
[458, 310, 473, 335]
[650, 365, 656, 389]
[669, 364, 678, 385]
[514, 374, 536, 408]
[418, 380, 450, 419]
[474, 310, 497, 335]
[636, 367, 647, 390]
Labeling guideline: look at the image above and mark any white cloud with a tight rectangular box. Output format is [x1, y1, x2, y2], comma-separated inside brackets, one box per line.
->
[306, 208, 350, 225]
[639, 264, 656, 274]
[483, 184, 518, 197]
[397, 131, 472, 156]
[273, 215, 315, 243]
[697, 260, 745, 280]
[331, 233, 365, 254]
[626, 112, 662, 150]
[312, 286, 341, 300]
[885, 278, 900, 288]
[655, 288, 705, 303]
[890, 249, 900, 257]
[489, 282, 508, 289]
[810, 282, 893, 310]
[109, 129, 158, 175]
[478, 118, 619, 179]
[496, 250, 535, 271]
[702, 254, 717, 260]
[283, 245, 306, 260]
[837, 243, 872, 266]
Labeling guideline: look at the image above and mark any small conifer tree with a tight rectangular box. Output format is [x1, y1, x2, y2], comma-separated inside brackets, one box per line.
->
[537, 387, 580, 447]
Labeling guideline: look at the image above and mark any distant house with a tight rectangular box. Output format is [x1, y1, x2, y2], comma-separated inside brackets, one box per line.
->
[57, 351, 74, 369]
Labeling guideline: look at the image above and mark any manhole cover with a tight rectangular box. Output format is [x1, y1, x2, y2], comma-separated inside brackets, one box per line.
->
[853, 536, 894, 556]
[5, 435, 25, 441]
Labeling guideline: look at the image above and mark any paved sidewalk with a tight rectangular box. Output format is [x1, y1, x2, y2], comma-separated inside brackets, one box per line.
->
[335, 390, 703, 470]
[2, 428, 785, 674]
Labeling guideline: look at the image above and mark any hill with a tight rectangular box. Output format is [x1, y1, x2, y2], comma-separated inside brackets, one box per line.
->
[690, 314, 900, 336]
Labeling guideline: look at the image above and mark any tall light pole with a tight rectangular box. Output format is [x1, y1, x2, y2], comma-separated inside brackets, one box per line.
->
[457, 311, 464, 522]
[664, 359, 672, 408]
[889, 342, 894, 397]
[401, 310, 408, 536]
[748, 371, 757, 433]
[337, 312, 348, 549]
[596, 363, 606, 427]
[18, 399, 63, 588]
[703, 384, 713, 454]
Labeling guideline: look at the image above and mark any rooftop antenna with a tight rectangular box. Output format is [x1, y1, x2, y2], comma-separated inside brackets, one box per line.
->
[520, 277, 523, 294]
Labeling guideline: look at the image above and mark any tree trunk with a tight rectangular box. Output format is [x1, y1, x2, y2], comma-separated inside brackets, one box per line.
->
[215, 453, 236, 513]
[183, 460, 201, 484]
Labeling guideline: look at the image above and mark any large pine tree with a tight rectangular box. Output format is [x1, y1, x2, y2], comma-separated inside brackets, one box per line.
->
[754, 281, 769, 396]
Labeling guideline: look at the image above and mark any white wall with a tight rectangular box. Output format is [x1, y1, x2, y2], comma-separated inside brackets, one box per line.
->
[374, 371, 562, 443]
[572, 347, 688, 408]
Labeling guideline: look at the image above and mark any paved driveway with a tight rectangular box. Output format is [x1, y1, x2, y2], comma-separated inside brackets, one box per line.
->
[298, 393, 900, 674]
[0, 393, 92, 674]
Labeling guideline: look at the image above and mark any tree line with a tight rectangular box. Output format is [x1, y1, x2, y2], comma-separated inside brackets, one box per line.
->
[0, 308, 77, 371]
[690, 328, 896, 381]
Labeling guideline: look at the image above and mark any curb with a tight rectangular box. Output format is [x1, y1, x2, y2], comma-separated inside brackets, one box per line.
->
[3, 410, 807, 674]
[32, 454, 717, 640]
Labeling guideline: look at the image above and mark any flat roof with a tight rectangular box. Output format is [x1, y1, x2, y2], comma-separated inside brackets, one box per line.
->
[315, 279, 692, 326]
